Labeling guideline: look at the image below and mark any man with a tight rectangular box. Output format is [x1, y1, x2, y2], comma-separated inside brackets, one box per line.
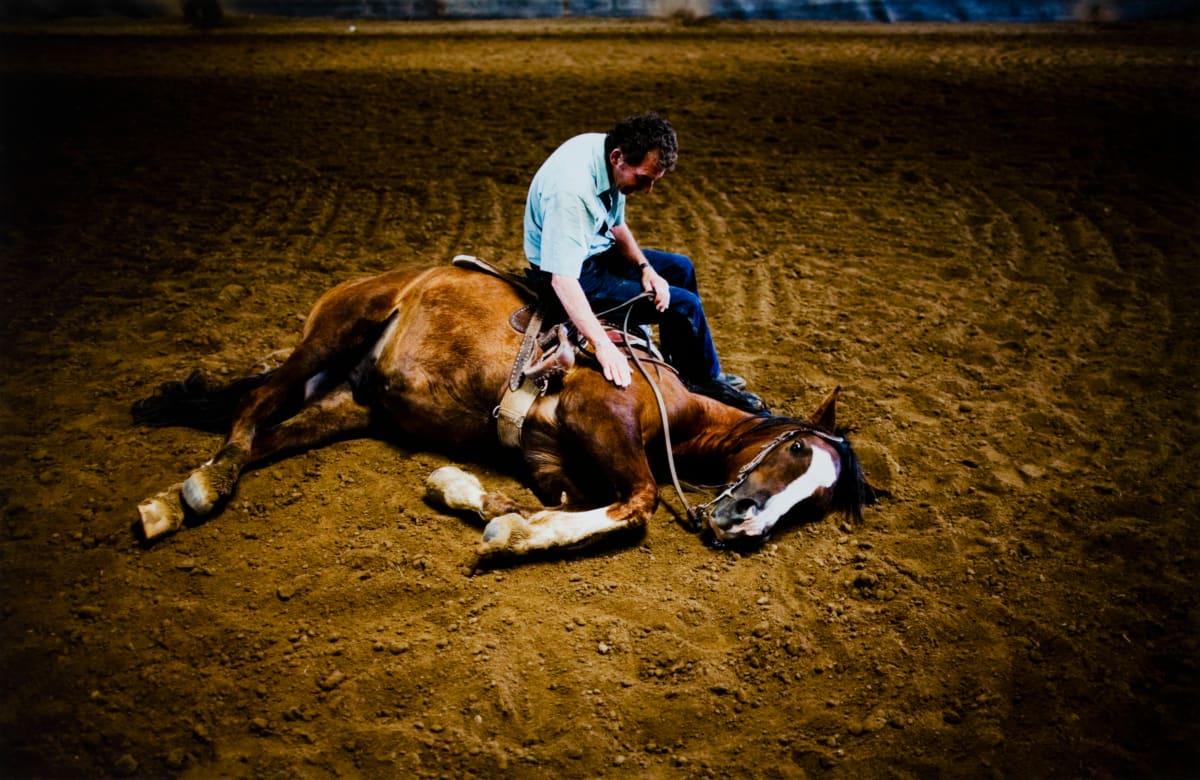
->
[524, 112, 766, 413]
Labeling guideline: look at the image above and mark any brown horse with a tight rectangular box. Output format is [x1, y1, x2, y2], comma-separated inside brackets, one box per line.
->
[135, 264, 870, 557]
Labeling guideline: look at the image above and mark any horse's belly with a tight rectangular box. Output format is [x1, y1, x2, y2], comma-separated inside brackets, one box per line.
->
[368, 270, 524, 445]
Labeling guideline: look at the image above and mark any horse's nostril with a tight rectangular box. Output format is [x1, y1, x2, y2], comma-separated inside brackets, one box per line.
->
[734, 498, 759, 518]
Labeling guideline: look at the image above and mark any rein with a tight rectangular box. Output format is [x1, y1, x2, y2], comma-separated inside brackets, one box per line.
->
[597, 294, 846, 533]
[610, 293, 702, 529]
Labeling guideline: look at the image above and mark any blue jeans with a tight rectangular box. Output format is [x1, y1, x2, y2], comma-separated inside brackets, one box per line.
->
[532, 248, 722, 383]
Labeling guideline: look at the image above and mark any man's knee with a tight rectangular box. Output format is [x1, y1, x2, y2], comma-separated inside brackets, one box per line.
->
[667, 288, 704, 320]
[647, 250, 697, 289]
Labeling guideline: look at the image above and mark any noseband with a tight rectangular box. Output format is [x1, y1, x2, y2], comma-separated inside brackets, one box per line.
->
[692, 426, 845, 527]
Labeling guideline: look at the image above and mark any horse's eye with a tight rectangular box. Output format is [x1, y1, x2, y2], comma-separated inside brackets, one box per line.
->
[789, 440, 809, 455]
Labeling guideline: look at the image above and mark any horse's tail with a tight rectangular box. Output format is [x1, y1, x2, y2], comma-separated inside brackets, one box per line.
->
[131, 368, 275, 433]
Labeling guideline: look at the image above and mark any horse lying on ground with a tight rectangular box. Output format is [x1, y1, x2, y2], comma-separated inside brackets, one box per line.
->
[134, 263, 871, 558]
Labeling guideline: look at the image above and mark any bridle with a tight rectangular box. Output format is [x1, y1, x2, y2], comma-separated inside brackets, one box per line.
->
[691, 426, 845, 527]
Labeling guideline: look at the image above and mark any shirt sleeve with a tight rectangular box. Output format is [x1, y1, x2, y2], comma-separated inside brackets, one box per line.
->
[538, 190, 604, 278]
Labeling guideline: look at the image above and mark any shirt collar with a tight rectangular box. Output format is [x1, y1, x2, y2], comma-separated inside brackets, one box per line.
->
[595, 138, 619, 208]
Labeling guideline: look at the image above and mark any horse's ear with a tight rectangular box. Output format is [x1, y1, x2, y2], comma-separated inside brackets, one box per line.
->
[810, 386, 840, 431]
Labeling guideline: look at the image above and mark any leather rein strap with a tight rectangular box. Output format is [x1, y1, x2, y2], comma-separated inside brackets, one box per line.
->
[610, 294, 702, 531]
[509, 305, 544, 392]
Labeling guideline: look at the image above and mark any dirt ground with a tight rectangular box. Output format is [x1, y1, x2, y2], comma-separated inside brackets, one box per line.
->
[0, 15, 1197, 779]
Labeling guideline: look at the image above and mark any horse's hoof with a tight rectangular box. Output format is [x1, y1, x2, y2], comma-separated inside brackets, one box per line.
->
[477, 513, 530, 556]
[181, 469, 218, 516]
[481, 517, 506, 543]
[426, 466, 484, 513]
[137, 491, 185, 540]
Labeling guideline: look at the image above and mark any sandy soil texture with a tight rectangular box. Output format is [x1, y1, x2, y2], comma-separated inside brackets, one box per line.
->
[0, 16, 1197, 779]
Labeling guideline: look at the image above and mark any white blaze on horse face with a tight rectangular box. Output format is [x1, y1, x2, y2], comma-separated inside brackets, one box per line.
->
[727, 445, 838, 538]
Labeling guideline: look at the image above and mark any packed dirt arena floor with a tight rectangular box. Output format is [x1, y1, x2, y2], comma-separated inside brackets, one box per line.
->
[0, 14, 1197, 779]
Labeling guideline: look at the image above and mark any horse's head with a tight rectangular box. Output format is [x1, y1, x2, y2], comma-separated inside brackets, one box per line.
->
[697, 388, 871, 545]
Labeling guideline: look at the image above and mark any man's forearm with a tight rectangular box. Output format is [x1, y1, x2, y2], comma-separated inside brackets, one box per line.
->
[551, 274, 610, 346]
[550, 272, 632, 386]
[610, 224, 668, 310]
[611, 224, 648, 268]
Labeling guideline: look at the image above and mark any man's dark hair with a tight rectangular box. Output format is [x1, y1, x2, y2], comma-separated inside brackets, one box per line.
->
[606, 113, 678, 173]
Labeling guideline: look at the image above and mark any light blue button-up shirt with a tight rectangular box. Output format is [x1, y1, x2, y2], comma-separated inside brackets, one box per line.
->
[524, 133, 626, 278]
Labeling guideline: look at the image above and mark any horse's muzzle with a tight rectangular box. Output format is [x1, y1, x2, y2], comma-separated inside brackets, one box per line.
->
[699, 494, 771, 544]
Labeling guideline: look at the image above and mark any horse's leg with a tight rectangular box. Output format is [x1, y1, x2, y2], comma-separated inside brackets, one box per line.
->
[176, 279, 410, 519]
[138, 385, 375, 540]
[141, 280, 414, 541]
[178, 349, 325, 517]
[425, 467, 534, 523]
[477, 398, 660, 557]
[247, 385, 373, 462]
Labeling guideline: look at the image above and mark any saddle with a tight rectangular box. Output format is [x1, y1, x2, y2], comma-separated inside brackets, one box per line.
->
[452, 255, 575, 447]
[452, 254, 574, 387]
[451, 255, 669, 448]
[451, 254, 538, 301]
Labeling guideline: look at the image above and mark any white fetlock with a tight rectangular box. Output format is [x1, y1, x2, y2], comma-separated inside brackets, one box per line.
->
[477, 513, 531, 556]
[138, 487, 186, 540]
[426, 466, 485, 514]
[181, 467, 219, 516]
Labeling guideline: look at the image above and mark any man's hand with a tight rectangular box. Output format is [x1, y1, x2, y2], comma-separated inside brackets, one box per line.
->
[595, 337, 632, 387]
[642, 266, 671, 312]
[550, 273, 633, 388]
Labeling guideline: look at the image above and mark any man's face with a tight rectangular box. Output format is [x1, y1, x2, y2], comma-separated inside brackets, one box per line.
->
[611, 148, 666, 195]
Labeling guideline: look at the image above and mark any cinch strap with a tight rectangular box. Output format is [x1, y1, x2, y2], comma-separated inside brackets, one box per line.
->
[494, 377, 542, 448]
